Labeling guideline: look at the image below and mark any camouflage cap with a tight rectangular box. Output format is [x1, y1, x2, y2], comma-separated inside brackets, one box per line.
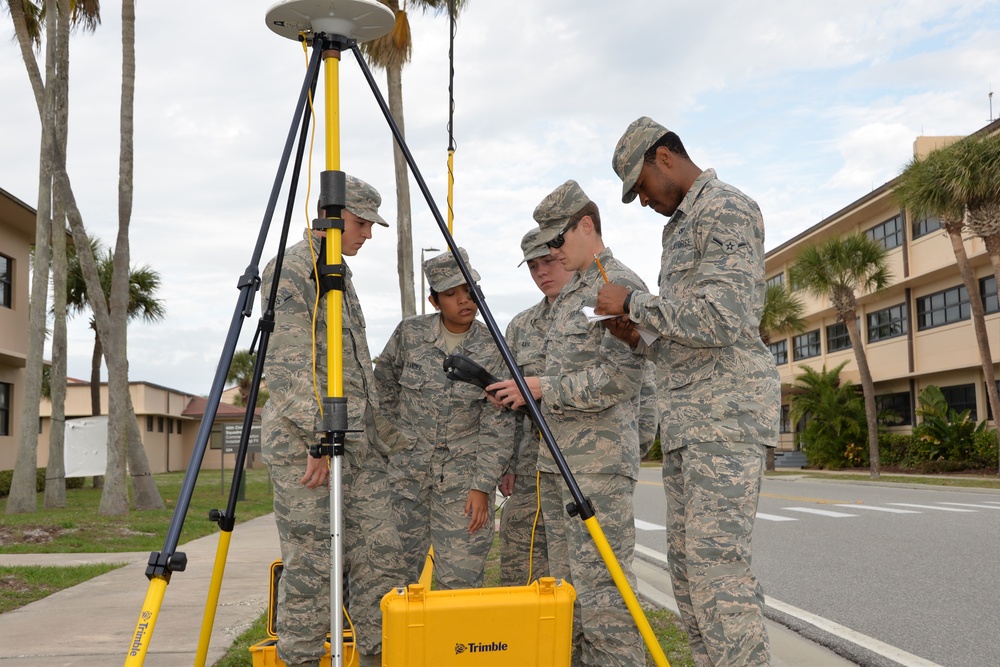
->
[344, 174, 389, 227]
[612, 116, 670, 204]
[423, 247, 481, 292]
[532, 180, 592, 246]
[517, 228, 550, 267]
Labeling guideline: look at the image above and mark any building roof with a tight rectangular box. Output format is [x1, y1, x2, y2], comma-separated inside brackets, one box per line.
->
[182, 395, 262, 419]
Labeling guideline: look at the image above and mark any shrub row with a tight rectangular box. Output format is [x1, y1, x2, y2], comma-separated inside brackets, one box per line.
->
[0, 469, 86, 498]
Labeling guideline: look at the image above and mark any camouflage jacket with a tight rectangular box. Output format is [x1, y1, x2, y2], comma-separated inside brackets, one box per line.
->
[638, 360, 660, 457]
[629, 169, 780, 450]
[537, 248, 647, 479]
[261, 230, 394, 467]
[374, 314, 513, 494]
[504, 296, 553, 476]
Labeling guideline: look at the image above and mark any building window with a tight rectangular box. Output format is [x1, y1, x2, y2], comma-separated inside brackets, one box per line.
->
[157, 416, 164, 433]
[867, 304, 908, 342]
[911, 216, 942, 239]
[940, 383, 977, 420]
[982, 276, 998, 315]
[0, 253, 11, 309]
[766, 273, 784, 289]
[988, 381, 999, 421]
[826, 321, 852, 352]
[916, 285, 970, 330]
[146, 415, 153, 431]
[780, 405, 792, 434]
[0, 382, 11, 436]
[876, 392, 912, 426]
[792, 330, 821, 360]
[866, 214, 904, 250]
[168, 418, 174, 434]
[177, 420, 183, 435]
[768, 339, 788, 365]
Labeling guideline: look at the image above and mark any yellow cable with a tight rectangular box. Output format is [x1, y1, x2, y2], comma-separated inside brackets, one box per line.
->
[525, 468, 542, 586]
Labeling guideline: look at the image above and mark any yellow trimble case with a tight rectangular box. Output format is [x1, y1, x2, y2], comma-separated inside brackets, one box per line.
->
[380, 577, 576, 666]
[249, 560, 357, 667]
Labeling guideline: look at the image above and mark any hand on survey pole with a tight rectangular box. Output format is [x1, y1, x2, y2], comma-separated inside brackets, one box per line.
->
[485, 376, 542, 411]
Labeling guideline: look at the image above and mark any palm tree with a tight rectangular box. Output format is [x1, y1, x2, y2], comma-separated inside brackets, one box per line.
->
[788, 362, 867, 469]
[360, 0, 465, 319]
[789, 233, 892, 480]
[895, 145, 1000, 476]
[3, 0, 100, 514]
[66, 236, 165, 412]
[760, 282, 806, 346]
[226, 349, 264, 407]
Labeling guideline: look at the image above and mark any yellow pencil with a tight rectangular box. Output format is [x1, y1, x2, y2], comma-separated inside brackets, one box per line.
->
[594, 253, 610, 283]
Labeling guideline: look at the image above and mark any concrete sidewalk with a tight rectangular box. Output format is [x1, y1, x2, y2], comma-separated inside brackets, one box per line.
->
[0, 513, 860, 666]
[0, 513, 280, 666]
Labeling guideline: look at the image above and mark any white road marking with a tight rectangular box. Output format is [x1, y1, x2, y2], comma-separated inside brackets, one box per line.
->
[783, 507, 857, 518]
[834, 504, 920, 514]
[634, 519, 663, 531]
[888, 503, 976, 512]
[937, 502, 1000, 509]
[756, 512, 797, 522]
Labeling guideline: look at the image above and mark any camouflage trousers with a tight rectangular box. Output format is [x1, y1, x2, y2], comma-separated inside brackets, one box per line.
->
[663, 442, 770, 667]
[499, 471, 549, 586]
[540, 471, 643, 667]
[265, 436, 407, 664]
[391, 448, 495, 589]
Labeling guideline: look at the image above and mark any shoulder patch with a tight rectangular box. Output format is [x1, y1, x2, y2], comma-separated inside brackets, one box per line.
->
[712, 236, 748, 255]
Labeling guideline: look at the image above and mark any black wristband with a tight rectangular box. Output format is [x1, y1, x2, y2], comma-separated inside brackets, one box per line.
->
[622, 290, 633, 315]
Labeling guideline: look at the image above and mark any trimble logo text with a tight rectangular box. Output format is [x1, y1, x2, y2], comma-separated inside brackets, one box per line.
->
[455, 640, 509, 654]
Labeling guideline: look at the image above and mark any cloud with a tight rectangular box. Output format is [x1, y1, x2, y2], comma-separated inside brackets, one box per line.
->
[3, 0, 999, 392]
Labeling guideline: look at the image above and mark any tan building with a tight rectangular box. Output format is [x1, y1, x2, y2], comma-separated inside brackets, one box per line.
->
[0, 187, 37, 470]
[764, 120, 1000, 451]
[35, 379, 262, 474]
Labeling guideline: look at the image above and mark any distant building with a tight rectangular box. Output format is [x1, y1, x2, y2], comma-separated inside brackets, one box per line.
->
[0, 187, 37, 470]
[35, 379, 263, 473]
[764, 119, 1000, 451]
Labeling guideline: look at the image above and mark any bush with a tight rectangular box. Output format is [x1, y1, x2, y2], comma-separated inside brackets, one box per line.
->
[878, 432, 913, 467]
[0, 468, 86, 498]
[644, 437, 662, 462]
[968, 429, 999, 469]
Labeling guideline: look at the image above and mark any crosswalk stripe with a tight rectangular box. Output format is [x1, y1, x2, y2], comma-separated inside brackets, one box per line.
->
[937, 502, 1000, 509]
[888, 503, 976, 512]
[756, 512, 797, 522]
[834, 504, 920, 514]
[784, 507, 857, 518]
[634, 519, 663, 531]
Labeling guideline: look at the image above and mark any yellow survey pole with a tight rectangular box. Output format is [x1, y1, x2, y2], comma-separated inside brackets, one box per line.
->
[124, 578, 168, 665]
[194, 530, 232, 666]
[584, 517, 670, 666]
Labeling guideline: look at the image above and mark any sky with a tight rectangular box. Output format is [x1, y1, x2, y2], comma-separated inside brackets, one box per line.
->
[2, 0, 999, 396]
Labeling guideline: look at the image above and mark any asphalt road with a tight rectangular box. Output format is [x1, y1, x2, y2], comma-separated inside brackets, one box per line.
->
[633, 468, 1000, 667]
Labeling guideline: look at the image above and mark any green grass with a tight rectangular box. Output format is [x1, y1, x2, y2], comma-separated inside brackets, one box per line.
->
[0, 468, 275, 554]
[210, 535, 695, 667]
[0, 562, 125, 613]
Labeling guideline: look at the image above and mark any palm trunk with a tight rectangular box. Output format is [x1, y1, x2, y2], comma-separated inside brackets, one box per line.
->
[5, 0, 60, 515]
[387, 62, 416, 318]
[90, 328, 103, 415]
[844, 311, 880, 480]
[45, 0, 73, 510]
[944, 223, 1000, 477]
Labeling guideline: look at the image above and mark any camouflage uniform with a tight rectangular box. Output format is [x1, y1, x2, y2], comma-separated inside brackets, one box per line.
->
[532, 181, 649, 667]
[374, 249, 513, 590]
[500, 295, 552, 586]
[638, 360, 660, 458]
[261, 177, 407, 666]
[614, 117, 781, 667]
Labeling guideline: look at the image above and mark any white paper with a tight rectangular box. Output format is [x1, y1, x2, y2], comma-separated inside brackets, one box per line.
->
[581, 307, 659, 346]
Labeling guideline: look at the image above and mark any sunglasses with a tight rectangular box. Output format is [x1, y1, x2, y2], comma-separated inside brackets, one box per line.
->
[546, 219, 580, 249]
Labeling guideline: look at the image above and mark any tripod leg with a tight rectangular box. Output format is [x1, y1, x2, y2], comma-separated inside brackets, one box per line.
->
[124, 41, 325, 667]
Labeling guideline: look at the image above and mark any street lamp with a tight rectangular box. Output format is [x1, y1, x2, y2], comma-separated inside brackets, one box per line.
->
[420, 247, 440, 315]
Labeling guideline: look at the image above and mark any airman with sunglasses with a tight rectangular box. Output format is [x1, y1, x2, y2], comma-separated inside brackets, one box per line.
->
[487, 179, 648, 667]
